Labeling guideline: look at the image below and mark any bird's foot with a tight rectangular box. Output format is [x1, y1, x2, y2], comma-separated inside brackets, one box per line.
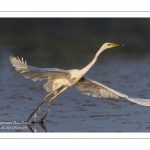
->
[39, 117, 45, 123]
[27, 118, 31, 123]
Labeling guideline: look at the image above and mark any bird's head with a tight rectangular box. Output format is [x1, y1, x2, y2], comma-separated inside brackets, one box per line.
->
[101, 42, 122, 50]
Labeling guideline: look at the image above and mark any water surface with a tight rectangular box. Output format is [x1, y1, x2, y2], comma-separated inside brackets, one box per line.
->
[1, 49, 150, 132]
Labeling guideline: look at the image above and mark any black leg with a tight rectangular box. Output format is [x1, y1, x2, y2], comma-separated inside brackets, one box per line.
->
[27, 90, 54, 122]
[39, 87, 68, 123]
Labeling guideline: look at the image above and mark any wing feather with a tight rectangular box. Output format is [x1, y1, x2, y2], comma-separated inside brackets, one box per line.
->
[75, 77, 150, 106]
[9, 56, 69, 82]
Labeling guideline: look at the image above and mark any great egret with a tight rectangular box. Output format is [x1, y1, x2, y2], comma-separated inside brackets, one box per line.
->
[9, 42, 150, 123]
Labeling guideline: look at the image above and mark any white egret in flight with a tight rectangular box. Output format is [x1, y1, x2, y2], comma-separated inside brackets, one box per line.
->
[9, 42, 150, 123]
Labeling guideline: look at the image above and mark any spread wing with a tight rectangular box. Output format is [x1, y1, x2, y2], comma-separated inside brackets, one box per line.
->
[9, 56, 69, 82]
[75, 77, 150, 106]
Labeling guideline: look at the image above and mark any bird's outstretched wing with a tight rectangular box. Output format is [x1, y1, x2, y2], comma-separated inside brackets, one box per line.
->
[9, 56, 69, 82]
[75, 77, 150, 106]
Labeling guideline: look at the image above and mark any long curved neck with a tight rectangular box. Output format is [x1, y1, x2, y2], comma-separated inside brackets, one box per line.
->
[80, 46, 105, 76]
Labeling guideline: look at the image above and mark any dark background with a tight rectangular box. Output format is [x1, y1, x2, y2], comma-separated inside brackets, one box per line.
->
[1, 18, 150, 68]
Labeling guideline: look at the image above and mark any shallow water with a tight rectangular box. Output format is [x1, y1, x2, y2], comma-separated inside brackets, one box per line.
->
[1, 48, 150, 132]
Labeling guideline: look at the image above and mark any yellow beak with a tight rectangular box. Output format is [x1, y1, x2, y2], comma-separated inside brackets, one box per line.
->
[109, 43, 120, 47]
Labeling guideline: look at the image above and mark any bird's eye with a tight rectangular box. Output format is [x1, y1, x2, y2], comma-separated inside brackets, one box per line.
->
[107, 44, 111, 46]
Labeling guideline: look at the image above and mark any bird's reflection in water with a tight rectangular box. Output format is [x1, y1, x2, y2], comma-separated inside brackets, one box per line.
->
[27, 107, 47, 132]
[27, 121, 47, 132]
